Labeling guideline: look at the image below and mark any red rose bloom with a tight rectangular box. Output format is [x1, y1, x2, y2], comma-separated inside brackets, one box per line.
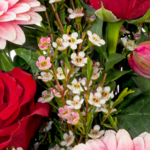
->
[89, 0, 150, 20]
[0, 68, 50, 150]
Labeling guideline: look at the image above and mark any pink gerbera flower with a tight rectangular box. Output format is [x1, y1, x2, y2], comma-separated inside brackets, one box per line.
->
[0, 0, 45, 49]
[38, 37, 51, 50]
[36, 56, 51, 70]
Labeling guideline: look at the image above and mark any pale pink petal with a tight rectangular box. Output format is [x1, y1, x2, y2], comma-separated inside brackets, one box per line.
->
[38, 56, 45, 61]
[11, 23, 25, 45]
[36, 61, 40, 67]
[30, 5, 46, 12]
[0, 22, 16, 41]
[86, 139, 107, 150]
[117, 135, 134, 150]
[102, 131, 117, 150]
[116, 129, 131, 143]
[0, 37, 6, 50]
[143, 133, 150, 148]
[16, 13, 31, 21]
[0, 11, 16, 22]
[5, 0, 19, 8]
[0, 1, 8, 15]
[133, 137, 144, 150]
[145, 146, 150, 150]
[69, 14, 76, 19]
[68, 8, 73, 13]
[9, 2, 30, 14]
[20, 0, 40, 7]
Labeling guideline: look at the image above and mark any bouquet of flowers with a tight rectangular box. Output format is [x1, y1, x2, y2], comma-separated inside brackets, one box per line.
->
[1, 0, 150, 150]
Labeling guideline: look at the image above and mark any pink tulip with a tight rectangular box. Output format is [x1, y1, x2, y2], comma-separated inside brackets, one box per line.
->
[128, 41, 150, 79]
[73, 129, 150, 150]
[38, 37, 51, 50]
[36, 56, 51, 70]
[0, 0, 46, 49]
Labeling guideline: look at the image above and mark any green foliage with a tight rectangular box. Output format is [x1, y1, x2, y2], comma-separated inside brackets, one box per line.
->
[117, 90, 150, 137]
[0, 51, 14, 71]
[95, 3, 120, 22]
[14, 48, 39, 73]
[105, 53, 125, 70]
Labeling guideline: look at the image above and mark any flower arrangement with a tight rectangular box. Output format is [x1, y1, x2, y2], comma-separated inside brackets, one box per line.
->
[1, 0, 150, 150]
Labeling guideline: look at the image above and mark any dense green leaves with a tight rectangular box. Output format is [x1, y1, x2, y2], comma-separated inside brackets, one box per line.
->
[105, 53, 125, 70]
[14, 48, 39, 73]
[100, 68, 131, 85]
[117, 90, 150, 137]
[0, 51, 14, 71]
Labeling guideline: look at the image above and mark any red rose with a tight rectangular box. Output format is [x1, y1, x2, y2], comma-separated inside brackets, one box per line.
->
[89, 0, 150, 20]
[0, 68, 50, 150]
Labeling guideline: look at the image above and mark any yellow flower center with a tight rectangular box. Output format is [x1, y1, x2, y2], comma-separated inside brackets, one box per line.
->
[40, 61, 47, 67]
[75, 56, 83, 63]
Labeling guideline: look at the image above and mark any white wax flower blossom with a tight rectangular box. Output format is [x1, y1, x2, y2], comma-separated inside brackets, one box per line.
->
[91, 67, 100, 80]
[67, 78, 87, 94]
[87, 30, 105, 46]
[12, 148, 23, 150]
[41, 121, 53, 132]
[49, 144, 62, 150]
[49, 0, 62, 3]
[71, 52, 87, 67]
[121, 37, 136, 51]
[88, 125, 105, 139]
[88, 92, 106, 107]
[96, 86, 114, 101]
[52, 38, 68, 52]
[68, 8, 84, 19]
[60, 130, 75, 146]
[62, 32, 83, 50]
[57, 67, 69, 80]
[34, 142, 40, 150]
[86, 15, 96, 22]
[66, 95, 84, 109]
[95, 102, 117, 114]
[38, 90, 54, 103]
[38, 72, 53, 82]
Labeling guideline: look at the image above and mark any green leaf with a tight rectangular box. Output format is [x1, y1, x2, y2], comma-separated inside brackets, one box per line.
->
[117, 90, 150, 137]
[105, 53, 125, 70]
[133, 76, 150, 92]
[95, 3, 120, 22]
[127, 8, 150, 24]
[0, 51, 14, 71]
[101, 68, 131, 85]
[13, 55, 26, 67]
[80, 0, 95, 16]
[14, 48, 39, 73]
[91, 18, 103, 38]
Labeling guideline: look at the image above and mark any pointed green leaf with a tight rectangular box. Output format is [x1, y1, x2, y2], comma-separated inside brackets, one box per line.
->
[105, 53, 125, 70]
[95, 3, 120, 22]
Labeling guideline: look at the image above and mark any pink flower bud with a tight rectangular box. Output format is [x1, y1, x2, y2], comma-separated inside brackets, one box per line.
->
[128, 41, 150, 79]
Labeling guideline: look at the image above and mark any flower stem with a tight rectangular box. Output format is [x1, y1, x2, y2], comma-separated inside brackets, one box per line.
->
[101, 73, 107, 88]
[42, 0, 54, 42]
[107, 20, 124, 55]
[51, 3, 64, 33]
[138, 23, 143, 33]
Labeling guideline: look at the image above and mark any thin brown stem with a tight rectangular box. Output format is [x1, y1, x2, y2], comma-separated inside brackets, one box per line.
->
[78, 131, 83, 143]
[138, 23, 143, 34]
[70, 0, 75, 10]
[42, 0, 54, 42]
[101, 73, 107, 88]
[51, 3, 64, 33]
